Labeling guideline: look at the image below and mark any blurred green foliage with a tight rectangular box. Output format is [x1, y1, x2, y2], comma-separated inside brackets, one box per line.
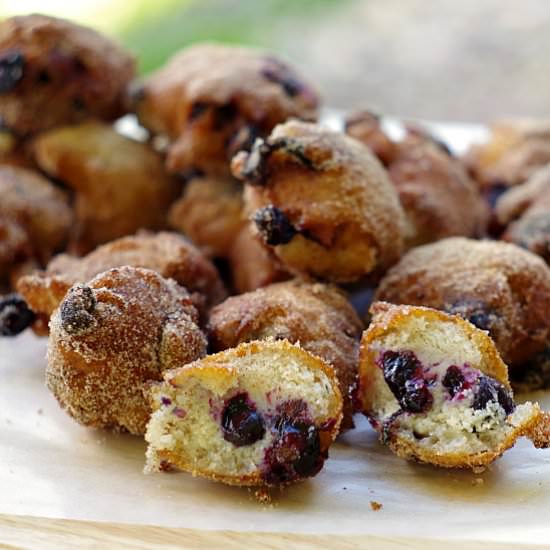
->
[119, 0, 345, 74]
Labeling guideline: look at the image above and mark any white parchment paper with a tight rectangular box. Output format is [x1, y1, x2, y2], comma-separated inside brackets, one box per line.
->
[1, 332, 549, 544]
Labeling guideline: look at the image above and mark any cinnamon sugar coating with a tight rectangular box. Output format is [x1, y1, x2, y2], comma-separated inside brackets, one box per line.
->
[346, 112, 488, 249]
[17, 232, 226, 323]
[168, 176, 244, 258]
[232, 119, 406, 283]
[375, 238, 550, 371]
[464, 118, 550, 189]
[208, 279, 363, 430]
[47, 266, 207, 434]
[0, 14, 135, 135]
[496, 165, 550, 263]
[32, 121, 180, 254]
[228, 225, 291, 294]
[0, 165, 72, 287]
[128, 43, 319, 177]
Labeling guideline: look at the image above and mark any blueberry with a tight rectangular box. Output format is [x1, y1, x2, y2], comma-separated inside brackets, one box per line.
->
[401, 380, 433, 413]
[188, 101, 208, 121]
[254, 205, 297, 246]
[381, 350, 433, 413]
[442, 365, 465, 397]
[262, 399, 326, 484]
[447, 300, 497, 333]
[261, 65, 304, 97]
[473, 376, 515, 415]
[263, 419, 324, 484]
[60, 284, 96, 334]
[0, 51, 24, 93]
[0, 293, 35, 336]
[222, 393, 265, 447]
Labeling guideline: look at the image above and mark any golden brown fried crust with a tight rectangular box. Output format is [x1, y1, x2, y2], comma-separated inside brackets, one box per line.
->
[496, 165, 550, 263]
[150, 339, 342, 487]
[388, 130, 488, 249]
[128, 43, 319, 177]
[168, 176, 245, 258]
[375, 238, 550, 370]
[32, 121, 180, 254]
[0, 131, 35, 169]
[47, 266, 207, 435]
[17, 232, 226, 320]
[346, 113, 488, 249]
[359, 302, 543, 469]
[464, 119, 550, 188]
[0, 165, 72, 284]
[207, 280, 363, 431]
[232, 119, 406, 283]
[0, 14, 134, 135]
[228, 225, 291, 294]
[527, 411, 550, 449]
[344, 111, 396, 166]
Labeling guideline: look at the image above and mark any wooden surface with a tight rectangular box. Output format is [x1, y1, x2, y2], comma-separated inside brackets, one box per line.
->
[1, 515, 547, 550]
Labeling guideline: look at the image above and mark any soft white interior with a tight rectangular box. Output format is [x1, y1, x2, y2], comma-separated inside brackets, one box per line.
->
[369, 316, 524, 455]
[145, 346, 336, 477]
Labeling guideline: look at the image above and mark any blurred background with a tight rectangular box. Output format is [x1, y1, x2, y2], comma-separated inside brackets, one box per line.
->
[2, 0, 549, 123]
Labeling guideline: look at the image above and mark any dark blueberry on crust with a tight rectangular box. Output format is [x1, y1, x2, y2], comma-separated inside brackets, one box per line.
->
[221, 393, 265, 447]
[188, 101, 209, 121]
[127, 81, 146, 103]
[473, 376, 515, 415]
[442, 365, 466, 397]
[447, 300, 497, 334]
[254, 205, 297, 246]
[36, 69, 51, 84]
[238, 136, 315, 185]
[60, 284, 97, 334]
[0, 293, 35, 336]
[212, 103, 237, 131]
[485, 181, 509, 209]
[381, 350, 433, 413]
[406, 125, 453, 157]
[0, 50, 24, 93]
[261, 61, 304, 97]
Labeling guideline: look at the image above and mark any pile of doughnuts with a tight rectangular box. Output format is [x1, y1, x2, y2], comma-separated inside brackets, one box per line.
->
[2, 14, 550, 489]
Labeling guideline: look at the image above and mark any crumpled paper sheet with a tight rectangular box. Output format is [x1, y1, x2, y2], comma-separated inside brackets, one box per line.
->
[1, 332, 549, 544]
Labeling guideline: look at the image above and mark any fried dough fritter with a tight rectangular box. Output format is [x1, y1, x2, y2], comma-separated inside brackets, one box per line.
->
[32, 121, 180, 254]
[232, 119, 406, 283]
[208, 279, 363, 430]
[47, 266, 207, 434]
[0, 14, 135, 135]
[129, 43, 319, 177]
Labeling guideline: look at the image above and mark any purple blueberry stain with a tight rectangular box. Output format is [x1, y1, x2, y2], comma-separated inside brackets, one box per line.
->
[221, 393, 265, 447]
[0, 50, 24, 93]
[442, 365, 466, 398]
[473, 376, 515, 415]
[380, 350, 433, 414]
[261, 399, 327, 484]
[173, 407, 186, 418]
[160, 396, 172, 407]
